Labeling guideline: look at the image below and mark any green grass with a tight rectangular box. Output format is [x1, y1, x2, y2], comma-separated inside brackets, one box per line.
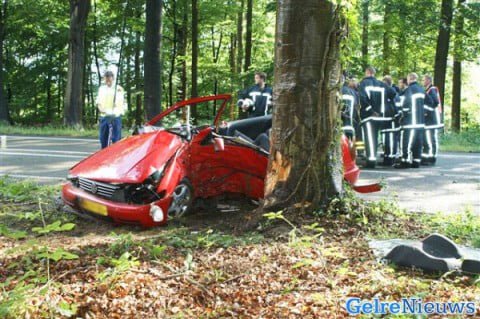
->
[0, 124, 129, 138]
[440, 129, 480, 153]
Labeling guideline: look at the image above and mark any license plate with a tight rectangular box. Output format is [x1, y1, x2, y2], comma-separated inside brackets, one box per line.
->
[79, 199, 108, 216]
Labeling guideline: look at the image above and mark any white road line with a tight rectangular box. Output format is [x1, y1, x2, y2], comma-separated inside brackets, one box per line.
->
[2, 135, 97, 142]
[0, 173, 65, 181]
[0, 151, 85, 159]
[2, 148, 92, 155]
[363, 169, 480, 178]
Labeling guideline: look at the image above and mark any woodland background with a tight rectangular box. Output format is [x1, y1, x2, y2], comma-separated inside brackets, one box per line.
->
[0, 0, 478, 131]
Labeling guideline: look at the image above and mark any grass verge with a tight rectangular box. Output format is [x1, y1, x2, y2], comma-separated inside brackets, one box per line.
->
[0, 124, 129, 139]
[440, 129, 480, 153]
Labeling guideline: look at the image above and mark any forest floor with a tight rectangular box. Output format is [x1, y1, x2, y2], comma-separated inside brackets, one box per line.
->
[0, 177, 479, 318]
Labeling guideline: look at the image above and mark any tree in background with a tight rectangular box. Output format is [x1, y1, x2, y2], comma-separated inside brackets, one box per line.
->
[0, 0, 9, 124]
[361, 0, 369, 69]
[264, 0, 344, 211]
[144, 0, 162, 120]
[451, 0, 465, 132]
[0, 0, 478, 132]
[244, 0, 252, 74]
[190, 0, 198, 121]
[64, 0, 90, 127]
[434, 0, 454, 106]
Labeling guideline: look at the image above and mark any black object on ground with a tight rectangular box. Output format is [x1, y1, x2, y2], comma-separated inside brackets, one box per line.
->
[385, 234, 480, 275]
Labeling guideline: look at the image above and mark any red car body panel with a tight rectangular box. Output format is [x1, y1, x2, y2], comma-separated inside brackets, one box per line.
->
[69, 131, 184, 184]
[62, 94, 376, 227]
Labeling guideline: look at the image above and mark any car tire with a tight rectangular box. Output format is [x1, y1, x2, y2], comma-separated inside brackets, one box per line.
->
[167, 179, 193, 219]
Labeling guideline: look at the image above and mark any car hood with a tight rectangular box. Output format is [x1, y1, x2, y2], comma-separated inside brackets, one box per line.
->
[70, 131, 183, 184]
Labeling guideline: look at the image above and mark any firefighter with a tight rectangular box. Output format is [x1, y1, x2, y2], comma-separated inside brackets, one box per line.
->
[380, 75, 399, 166]
[348, 78, 363, 140]
[358, 66, 390, 168]
[96, 71, 126, 149]
[395, 73, 425, 169]
[341, 77, 357, 141]
[422, 75, 443, 165]
[237, 71, 273, 118]
[393, 78, 408, 162]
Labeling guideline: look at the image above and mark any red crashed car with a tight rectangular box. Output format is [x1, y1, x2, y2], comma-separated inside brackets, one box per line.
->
[63, 94, 378, 227]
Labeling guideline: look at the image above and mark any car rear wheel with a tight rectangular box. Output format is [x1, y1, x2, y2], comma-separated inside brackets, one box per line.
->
[167, 180, 193, 219]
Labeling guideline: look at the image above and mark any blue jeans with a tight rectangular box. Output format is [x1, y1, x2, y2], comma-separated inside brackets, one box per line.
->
[99, 116, 122, 149]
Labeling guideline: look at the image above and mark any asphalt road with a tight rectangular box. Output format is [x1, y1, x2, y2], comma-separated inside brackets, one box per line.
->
[1, 135, 479, 214]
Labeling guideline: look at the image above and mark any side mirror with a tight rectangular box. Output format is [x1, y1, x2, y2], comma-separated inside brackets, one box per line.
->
[213, 137, 225, 152]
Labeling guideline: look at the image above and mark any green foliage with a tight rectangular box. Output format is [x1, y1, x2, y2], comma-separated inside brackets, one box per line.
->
[422, 208, 480, 248]
[0, 225, 27, 240]
[97, 252, 140, 283]
[35, 247, 79, 262]
[0, 176, 56, 202]
[32, 221, 76, 235]
[440, 128, 480, 152]
[0, 178, 77, 235]
[0, 280, 36, 318]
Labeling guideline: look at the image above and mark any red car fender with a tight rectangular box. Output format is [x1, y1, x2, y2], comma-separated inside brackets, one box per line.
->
[156, 145, 190, 198]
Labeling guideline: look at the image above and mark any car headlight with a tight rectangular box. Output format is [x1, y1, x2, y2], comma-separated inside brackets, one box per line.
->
[67, 174, 79, 187]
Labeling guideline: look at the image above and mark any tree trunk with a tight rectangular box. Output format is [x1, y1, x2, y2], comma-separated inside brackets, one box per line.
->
[144, 0, 163, 120]
[264, 0, 343, 211]
[434, 0, 454, 107]
[168, 0, 177, 107]
[190, 0, 198, 120]
[0, 0, 10, 124]
[46, 53, 53, 122]
[64, 0, 90, 127]
[229, 33, 236, 119]
[211, 25, 223, 115]
[451, 0, 465, 133]
[361, 0, 369, 69]
[236, 0, 244, 75]
[125, 50, 132, 115]
[177, 1, 187, 102]
[244, 0, 252, 73]
[451, 60, 461, 132]
[382, 0, 391, 74]
[92, 0, 101, 87]
[135, 30, 143, 125]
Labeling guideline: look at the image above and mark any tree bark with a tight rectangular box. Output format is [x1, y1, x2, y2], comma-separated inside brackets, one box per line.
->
[190, 0, 198, 120]
[92, 0, 101, 87]
[144, 0, 163, 120]
[125, 47, 132, 115]
[64, 0, 90, 127]
[134, 30, 143, 125]
[177, 0, 187, 102]
[451, 60, 461, 132]
[451, 0, 465, 133]
[0, 0, 10, 124]
[168, 0, 177, 107]
[361, 0, 369, 69]
[46, 53, 53, 122]
[264, 0, 344, 211]
[236, 0, 244, 75]
[382, 0, 391, 74]
[434, 0, 454, 107]
[244, 0, 252, 73]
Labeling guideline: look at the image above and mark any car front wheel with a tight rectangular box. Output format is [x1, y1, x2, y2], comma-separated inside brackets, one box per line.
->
[167, 180, 193, 219]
